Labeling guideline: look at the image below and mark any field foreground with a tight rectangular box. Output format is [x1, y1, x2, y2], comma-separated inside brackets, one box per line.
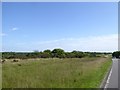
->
[2, 57, 112, 88]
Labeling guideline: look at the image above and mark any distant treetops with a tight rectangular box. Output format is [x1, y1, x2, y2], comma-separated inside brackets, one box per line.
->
[112, 51, 120, 58]
[2, 48, 111, 59]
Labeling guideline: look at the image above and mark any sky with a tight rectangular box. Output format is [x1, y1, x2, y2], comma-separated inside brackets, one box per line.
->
[2, 2, 118, 52]
[2, 0, 119, 2]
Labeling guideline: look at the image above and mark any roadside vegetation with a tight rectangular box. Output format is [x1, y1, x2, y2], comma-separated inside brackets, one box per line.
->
[1, 48, 112, 88]
[2, 48, 111, 59]
[2, 57, 112, 88]
[112, 51, 120, 58]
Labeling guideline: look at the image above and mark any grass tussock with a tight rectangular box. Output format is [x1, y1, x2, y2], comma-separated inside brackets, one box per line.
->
[2, 57, 112, 88]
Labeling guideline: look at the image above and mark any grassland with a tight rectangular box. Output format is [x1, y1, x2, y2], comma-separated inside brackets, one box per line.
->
[2, 56, 112, 88]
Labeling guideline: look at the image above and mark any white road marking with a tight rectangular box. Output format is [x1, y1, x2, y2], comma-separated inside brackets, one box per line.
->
[104, 59, 118, 89]
[104, 59, 114, 89]
[104, 68, 113, 88]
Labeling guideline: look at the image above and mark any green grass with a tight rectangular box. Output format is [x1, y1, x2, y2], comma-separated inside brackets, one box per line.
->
[2, 57, 112, 88]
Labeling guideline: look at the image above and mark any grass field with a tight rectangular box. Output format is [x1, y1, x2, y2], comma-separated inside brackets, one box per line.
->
[2, 57, 112, 88]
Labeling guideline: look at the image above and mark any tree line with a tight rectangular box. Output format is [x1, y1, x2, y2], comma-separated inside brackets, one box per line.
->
[2, 48, 111, 59]
[112, 51, 120, 58]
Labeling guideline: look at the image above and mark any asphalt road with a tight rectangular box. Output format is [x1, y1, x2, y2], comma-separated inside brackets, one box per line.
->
[104, 58, 119, 89]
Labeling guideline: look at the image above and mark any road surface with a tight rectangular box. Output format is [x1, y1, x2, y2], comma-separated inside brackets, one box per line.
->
[104, 58, 119, 89]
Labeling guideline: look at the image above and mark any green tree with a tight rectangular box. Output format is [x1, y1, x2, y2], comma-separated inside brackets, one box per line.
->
[42, 49, 52, 58]
[71, 50, 85, 58]
[112, 51, 120, 58]
[52, 48, 65, 58]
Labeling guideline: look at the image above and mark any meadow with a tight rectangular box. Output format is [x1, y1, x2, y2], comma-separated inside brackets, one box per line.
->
[2, 56, 112, 88]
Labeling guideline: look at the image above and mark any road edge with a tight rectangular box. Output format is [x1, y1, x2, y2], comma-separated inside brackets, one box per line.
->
[100, 61, 113, 88]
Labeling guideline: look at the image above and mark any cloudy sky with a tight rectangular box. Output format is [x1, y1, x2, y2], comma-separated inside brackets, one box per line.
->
[2, 2, 118, 52]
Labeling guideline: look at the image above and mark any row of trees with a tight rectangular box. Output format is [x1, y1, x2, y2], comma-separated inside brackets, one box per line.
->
[112, 51, 120, 58]
[2, 48, 110, 59]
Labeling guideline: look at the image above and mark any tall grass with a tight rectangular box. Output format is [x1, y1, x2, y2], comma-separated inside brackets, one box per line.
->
[2, 57, 112, 88]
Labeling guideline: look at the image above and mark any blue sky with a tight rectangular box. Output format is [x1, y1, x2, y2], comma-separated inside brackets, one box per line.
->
[2, 2, 118, 52]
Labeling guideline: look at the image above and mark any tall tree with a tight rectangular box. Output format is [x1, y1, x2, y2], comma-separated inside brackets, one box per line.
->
[52, 48, 65, 58]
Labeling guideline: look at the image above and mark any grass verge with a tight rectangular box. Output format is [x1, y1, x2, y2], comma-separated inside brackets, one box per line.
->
[2, 57, 112, 88]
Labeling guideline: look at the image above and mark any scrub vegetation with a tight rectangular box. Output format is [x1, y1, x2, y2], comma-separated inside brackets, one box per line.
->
[2, 55, 112, 88]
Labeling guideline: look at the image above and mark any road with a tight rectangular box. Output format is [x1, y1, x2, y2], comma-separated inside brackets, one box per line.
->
[104, 58, 119, 89]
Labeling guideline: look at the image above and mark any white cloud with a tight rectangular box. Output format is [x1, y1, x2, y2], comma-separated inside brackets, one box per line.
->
[7, 34, 117, 52]
[11, 27, 18, 31]
[0, 33, 7, 36]
[33, 34, 118, 52]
